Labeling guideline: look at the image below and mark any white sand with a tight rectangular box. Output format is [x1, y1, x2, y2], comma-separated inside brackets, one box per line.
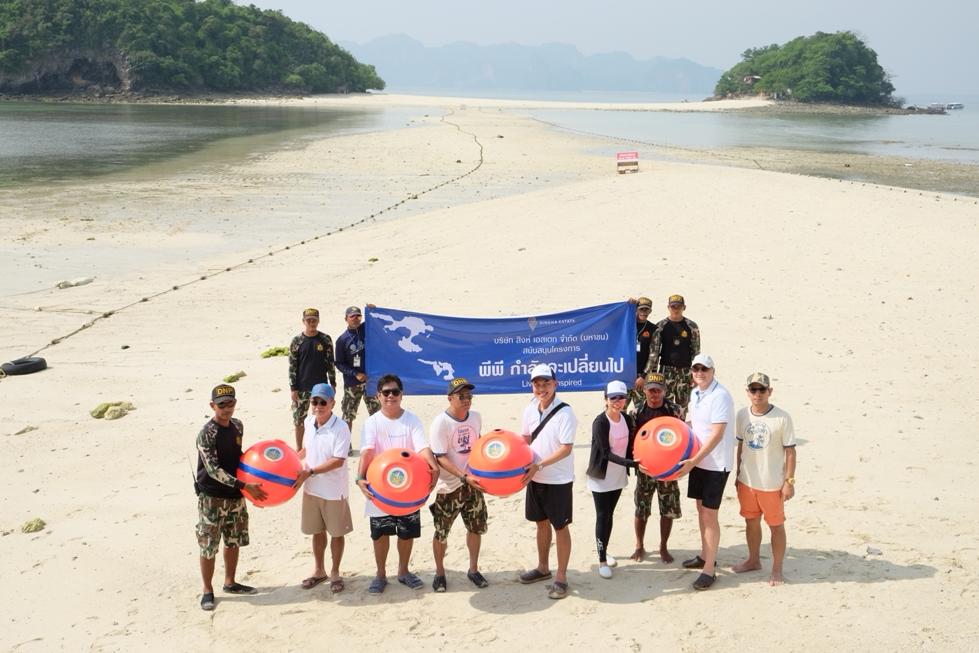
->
[2, 98, 978, 652]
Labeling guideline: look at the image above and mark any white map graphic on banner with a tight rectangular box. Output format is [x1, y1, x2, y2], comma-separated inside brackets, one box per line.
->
[372, 312, 455, 379]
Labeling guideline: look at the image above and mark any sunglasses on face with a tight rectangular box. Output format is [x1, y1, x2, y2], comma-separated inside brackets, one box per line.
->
[380, 388, 402, 397]
[311, 398, 330, 406]
[691, 366, 709, 372]
[607, 395, 627, 401]
[454, 392, 473, 400]
[748, 386, 769, 394]
[216, 400, 236, 408]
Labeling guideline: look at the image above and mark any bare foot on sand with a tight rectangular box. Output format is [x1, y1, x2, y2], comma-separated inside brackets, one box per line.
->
[630, 548, 646, 562]
[659, 547, 674, 564]
[769, 571, 785, 586]
[732, 559, 762, 573]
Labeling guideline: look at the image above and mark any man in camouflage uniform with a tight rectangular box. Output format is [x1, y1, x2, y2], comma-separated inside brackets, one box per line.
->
[644, 294, 700, 418]
[629, 372, 684, 563]
[335, 305, 380, 446]
[289, 307, 337, 449]
[428, 377, 490, 592]
[196, 384, 267, 611]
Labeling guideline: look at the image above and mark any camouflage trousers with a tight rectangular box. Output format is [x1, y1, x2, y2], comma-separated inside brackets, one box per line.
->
[292, 390, 311, 426]
[341, 383, 381, 424]
[634, 473, 682, 520]
[196, 495, 249, 559]
[661, 365, 692, 418]
[430, 484, 488, 542]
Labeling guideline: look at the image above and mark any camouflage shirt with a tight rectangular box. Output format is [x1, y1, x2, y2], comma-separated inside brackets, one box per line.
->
[645, 317, 701, 374]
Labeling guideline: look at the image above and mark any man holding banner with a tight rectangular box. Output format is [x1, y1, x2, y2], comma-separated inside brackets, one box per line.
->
[518, 363, 577, 600]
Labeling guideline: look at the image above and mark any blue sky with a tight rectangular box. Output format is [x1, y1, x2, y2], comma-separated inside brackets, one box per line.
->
[245, 1, 978, 97]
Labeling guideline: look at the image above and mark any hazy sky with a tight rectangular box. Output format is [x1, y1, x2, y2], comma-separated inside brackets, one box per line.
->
[245, 1, 978, 97]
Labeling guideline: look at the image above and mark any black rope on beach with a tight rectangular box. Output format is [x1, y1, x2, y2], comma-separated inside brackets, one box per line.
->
[21, 111, 487, 359]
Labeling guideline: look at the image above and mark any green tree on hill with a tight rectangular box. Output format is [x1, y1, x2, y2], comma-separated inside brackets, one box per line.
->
[0, 0, 384, 93]
[714, 31, 894, 105]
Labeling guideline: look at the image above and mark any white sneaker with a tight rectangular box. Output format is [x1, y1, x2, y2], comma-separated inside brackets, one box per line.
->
[598, 564, 613, 579]
[606, 554, 618, 568]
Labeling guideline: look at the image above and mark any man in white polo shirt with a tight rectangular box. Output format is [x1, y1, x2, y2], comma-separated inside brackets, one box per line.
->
[517, 363, 577, 600]
[675, 353, 735, 591]
[292, 383, 353, 594]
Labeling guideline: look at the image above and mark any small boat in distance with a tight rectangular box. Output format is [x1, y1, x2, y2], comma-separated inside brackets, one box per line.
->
[946, 102, 965, 110]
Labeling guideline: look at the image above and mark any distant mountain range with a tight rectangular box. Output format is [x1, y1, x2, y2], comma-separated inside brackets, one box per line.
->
[341, 34, 721, 95]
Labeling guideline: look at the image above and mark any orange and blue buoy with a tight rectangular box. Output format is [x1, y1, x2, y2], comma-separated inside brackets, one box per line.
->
[366, 448, 433, 516]
[467, 429, 534, 497]
[237, 439, 302, 507]
[633, 417, 701, 481]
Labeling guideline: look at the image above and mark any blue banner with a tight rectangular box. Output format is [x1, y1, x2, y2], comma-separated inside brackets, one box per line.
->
[365, 302, 635, 395]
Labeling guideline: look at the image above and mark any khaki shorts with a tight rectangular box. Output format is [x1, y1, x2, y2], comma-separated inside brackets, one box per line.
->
[196, 495, 249, 559]
[301, 493, 354, 537]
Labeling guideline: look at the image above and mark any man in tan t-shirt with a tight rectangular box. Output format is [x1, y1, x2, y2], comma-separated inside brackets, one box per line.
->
[732, 372, 797, 586]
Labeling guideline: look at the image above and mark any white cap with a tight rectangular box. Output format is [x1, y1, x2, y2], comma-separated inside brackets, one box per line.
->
[529, 363, 555, 380]
[605, 380, 628, 396]
[691, 353, 715, 369]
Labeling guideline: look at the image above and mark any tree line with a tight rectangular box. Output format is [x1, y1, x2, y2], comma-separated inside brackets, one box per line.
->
[0, 0, 384, 93]
[714, 31, 896, 106]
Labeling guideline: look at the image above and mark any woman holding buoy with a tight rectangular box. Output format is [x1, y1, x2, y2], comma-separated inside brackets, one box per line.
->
[585, 380, 640, 579]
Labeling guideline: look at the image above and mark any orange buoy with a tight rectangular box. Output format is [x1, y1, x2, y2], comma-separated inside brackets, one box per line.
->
[366, 448, 433, 516]
[237, 439, 303, 507]
[633, 416, 701, 481]
[467, 429, 534, 497]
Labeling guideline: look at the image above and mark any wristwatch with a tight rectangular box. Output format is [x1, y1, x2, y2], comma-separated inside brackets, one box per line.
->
[537, 462, 546, 472]
[785, 477, 796, 485]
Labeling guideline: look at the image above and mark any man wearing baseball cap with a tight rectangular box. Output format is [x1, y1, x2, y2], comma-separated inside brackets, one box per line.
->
[518, 363, 578, 600]
[335, 305, 380, 445]
[428, 377, 490, 592]
[292, 383, 353, 593]
[195, 384, 267, 611]
[643, 295, 701, 417]
[675, 353, 735, 591]
[631, 296, 657, 410]
[289, 308, 337, 449]
[733, 373, 797, 586]
[629, 371, 684, 563]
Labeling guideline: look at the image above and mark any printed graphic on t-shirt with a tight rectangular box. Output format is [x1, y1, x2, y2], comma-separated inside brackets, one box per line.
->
[453, 425, 476, 455]
[745, 421, 771, 450]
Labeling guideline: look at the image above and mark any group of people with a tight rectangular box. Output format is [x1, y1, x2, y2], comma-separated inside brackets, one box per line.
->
[193, 298, 797, 610]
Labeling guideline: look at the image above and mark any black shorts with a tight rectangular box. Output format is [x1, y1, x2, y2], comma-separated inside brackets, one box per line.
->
[525, 481, 573, 529]
[687, 467, 730, 510]
[369, 511, 421, 541]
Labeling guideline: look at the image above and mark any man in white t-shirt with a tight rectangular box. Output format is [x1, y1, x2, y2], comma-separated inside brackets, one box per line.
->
[517, 363, 577, 600]
[292, 383, 353, 593]
[429, 377, 489, 593]
[675, 353, 735, 591]
[732, 372, 797, 586]
[355, 374, 439, 594]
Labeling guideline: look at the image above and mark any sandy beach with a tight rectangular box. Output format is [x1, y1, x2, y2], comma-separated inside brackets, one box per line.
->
[2, 94, 978, 652]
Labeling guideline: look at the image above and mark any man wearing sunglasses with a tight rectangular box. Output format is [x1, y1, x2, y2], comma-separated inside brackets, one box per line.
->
[289, 307, 337, 450]
[195, 384, 268, 611]
[356, 374, 439, 594]
[733, 373, 797, 586]
[643, 294, 701, 418]
[292, 383, 353, 594]
[428, 377, 489, 592]
[674, 353, 735, 591]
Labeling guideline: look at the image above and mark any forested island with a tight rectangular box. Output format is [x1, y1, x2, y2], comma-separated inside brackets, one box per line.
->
[0, 0, 384, 96]
[714, 31, 896, 106]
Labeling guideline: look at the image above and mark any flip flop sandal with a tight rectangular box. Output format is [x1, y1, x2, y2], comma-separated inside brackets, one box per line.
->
[368, 577, 388, 594]
[397, 572, 424, 590]
[301, 576, 328, 590]
[693, 573, 717, 590]
[519, 569, 552, 584]
[547, 581, 569, 599]
[682, 555, 706, 569]
[200, 592, 215, 611]
[330, 578, 345, 593]
[222, 582, 257, 594]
